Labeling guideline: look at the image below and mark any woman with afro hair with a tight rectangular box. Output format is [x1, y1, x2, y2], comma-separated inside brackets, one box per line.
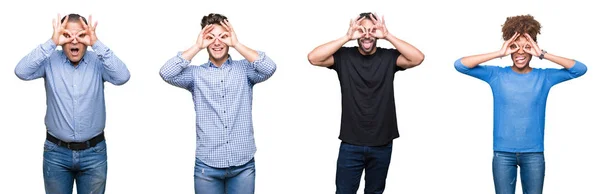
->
[454, 15, 587, 194]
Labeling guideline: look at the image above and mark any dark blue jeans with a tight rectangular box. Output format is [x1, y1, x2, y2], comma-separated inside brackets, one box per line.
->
[43, 140, 108, 194]
[336, 142, 393, 194]
[492, 151, 545, 194]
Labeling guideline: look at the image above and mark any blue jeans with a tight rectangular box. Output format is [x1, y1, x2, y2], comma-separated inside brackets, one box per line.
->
[492, 151, 545, 194]
[336, 142, 393, 194]
[43, 139, 108, 194]
[194, 158, 255, 194]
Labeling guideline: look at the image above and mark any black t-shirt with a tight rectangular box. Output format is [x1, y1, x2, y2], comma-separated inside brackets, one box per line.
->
[329, 47, 404, 146]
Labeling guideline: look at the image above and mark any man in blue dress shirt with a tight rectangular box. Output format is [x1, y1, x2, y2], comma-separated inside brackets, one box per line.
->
[160, 13, 276, 194]
[15, 13, 130, 194]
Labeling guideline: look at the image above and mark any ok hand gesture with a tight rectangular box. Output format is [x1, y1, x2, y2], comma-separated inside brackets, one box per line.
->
[368, 13, 388, 39]
[346, 16, 367, 40]
[498, 32, 520, 57]
[75, 15, 99, 46]
[217, 19, 239, 48]
[52, 14, 74, 46]
[196, 24, 216, 49]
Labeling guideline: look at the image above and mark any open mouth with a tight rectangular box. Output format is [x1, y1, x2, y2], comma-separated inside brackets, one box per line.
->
[515, 56, 527, 64]
[212, 47, 224, 54]
[70, 48, 80, 56]
[361, 38, 374, 50]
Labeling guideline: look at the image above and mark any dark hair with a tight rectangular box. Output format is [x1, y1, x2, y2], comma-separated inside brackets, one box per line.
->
[60, 13, 87, 25]
[358, 12, 377, 21]
[201, 13, 228, 29]
[501, 14, 541, 41]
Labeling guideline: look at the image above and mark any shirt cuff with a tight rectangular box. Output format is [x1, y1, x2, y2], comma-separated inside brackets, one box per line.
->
[175, 51, 192, 67]
[91, 40, 109, 55]
[250, 51, 266, 67]
[42, 39, 57, 52]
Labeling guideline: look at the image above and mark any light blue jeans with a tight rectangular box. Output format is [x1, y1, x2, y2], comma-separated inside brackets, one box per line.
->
[492, 151, 545, 194]
[43, 139, 108, 194]
[194, 158, 255, 194]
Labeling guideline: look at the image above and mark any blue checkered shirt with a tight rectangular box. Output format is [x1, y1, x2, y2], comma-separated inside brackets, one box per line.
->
[160, 51, 276, 168]
[15, 39, 130, 142]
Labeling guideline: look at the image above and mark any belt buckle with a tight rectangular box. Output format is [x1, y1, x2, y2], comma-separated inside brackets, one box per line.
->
[66, 142, 87, 150]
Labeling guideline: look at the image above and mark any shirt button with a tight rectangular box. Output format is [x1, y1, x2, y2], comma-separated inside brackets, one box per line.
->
[223, 111, 226, 113]
[221, 80, 223, 83]
[222, 95, 225, 98]
[225, 126, 228, 129]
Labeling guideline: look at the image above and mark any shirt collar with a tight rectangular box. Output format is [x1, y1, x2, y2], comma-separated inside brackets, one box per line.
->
[207, 55, 233, 68]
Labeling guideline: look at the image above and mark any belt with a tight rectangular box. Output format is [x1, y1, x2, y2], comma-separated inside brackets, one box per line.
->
[46, 132, 105, 151]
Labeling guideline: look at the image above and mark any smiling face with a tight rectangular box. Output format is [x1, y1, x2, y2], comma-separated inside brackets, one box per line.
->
[510, 36, 533, 70]
[357, 19, 377, 55]
[206, 25, 229, 65]
[61, 22, 86, 66]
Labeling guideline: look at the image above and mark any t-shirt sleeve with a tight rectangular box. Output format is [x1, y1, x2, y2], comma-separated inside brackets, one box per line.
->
[329, 47, 347, 71]
[454, 58, 498, 83]
[389, 49, 404, 72]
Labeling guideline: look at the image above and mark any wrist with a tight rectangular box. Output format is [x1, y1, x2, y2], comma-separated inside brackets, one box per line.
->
[538, 49, 547, 60]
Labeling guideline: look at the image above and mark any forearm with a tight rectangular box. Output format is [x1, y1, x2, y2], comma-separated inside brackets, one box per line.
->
[15, 39, 55, 80]
[181, 44, 202, 61]
[93, 41, 130, 85]
[307, 36, 349, 64]
[233, 43, 259, 62]
[543, 52, 576, 69]
[385, 33, 424, 68]
[460, 51, 502, 68]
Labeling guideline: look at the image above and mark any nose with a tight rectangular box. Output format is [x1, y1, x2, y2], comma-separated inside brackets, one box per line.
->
[71, 38, 78, 44]
[517, 46, 525, 54]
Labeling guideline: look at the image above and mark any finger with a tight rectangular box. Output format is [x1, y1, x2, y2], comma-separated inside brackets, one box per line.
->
[381, 15, 385, 24]
[224, 19, 234, 31]
[509, 32, 520, 42]
[79, 17, 89, 30]
[369, 13, 377, 23]
[61, 15, 69, 28]
[202, 24, 214, 35]
[220, 21, 231, 32]
[56, 13, 61, 28]
[356, 17, 365, 25]
[93, 21, 98, 30]
[52, 18, 57, 30]
[88, 15, 93, 28]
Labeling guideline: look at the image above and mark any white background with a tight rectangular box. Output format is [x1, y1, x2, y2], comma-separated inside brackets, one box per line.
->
[1, 0, 598, 193]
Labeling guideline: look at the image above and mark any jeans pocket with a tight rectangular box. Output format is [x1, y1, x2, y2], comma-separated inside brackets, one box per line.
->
[92, 141, 107, 153]
[43, 140, 57, 152]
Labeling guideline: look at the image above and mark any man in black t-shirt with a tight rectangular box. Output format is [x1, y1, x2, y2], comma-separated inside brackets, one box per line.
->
[307, 12, 424, 194]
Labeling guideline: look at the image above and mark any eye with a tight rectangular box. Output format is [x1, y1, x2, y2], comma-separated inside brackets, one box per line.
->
[78, 34, 86, 38]
[510, 45, 517, 49]
[63, 33, 71, 38]
[525, 46, 531, 49]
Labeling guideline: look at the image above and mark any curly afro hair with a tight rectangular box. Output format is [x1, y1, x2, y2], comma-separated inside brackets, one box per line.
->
[501, 14, 541, 42]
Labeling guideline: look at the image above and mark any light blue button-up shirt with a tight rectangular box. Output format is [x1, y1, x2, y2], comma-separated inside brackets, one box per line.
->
[160, 51, 276, 168]
[15, 39, 130, 142]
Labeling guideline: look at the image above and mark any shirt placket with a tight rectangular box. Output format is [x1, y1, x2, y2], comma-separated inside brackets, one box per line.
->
[72, 65, 80, 141]
[220, 65, 233, 166]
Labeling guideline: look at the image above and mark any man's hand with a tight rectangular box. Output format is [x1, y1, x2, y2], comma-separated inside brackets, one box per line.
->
[346, 16, 366, 40]
[196, 24, 216, 49]
[368, 13, 388, 39]
[218, 19, 239, 48]
[75, 15, 99, 46]
[52, 14, 74, 45]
